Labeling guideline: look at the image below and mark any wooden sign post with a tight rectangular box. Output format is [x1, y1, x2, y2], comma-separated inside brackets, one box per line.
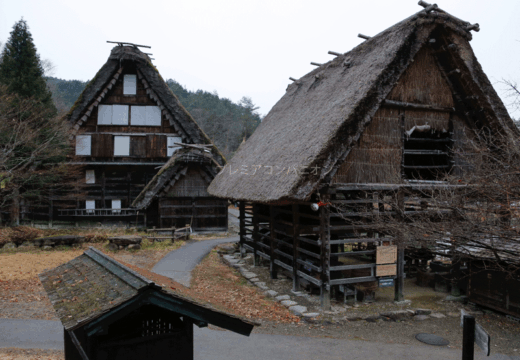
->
[461, 309, 491, 359]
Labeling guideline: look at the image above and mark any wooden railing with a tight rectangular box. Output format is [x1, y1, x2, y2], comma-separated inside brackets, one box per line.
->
[58, 208, 139, 217]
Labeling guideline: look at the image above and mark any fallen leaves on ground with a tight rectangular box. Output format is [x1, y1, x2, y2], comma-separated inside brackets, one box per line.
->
[0, 347, 63, 360]
[191, 249, 300, 324]
[0, 251, 84, 281]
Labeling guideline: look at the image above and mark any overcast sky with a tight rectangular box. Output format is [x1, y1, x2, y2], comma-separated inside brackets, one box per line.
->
[1, 0, 519, 117]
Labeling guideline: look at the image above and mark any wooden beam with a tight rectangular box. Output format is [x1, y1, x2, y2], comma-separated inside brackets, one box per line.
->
[320, 194, 331, 310]
[292, 204, 300, 291]
[383, 99, 454, 112]
[269, 205, 278, 279]
[107, 41, 151, 48]
[358, 34, 371, 40]
[252, 203, 260, 266]
[239, 202, 246, 258]
[328, 51, 342, 56]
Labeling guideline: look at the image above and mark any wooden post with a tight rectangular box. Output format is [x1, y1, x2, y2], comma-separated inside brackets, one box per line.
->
[462, 315, 476, 360]
[239, 202, 246, 258]
[394, 246, 405, 302]
[269, 205, 278, 279]
[49, 199, 53, 228]
[252, 203, 260, 266]
[292, 204, 300, 291]
[320, 194, 331, 310]
[394, 189, 405, 302]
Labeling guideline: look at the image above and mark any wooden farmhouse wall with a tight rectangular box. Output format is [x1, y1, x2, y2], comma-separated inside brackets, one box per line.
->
[76, 63, 180, 162]
[332, 46, 475, 184]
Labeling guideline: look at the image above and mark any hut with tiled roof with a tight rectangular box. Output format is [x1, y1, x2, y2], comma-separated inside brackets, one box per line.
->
[39, 247, 256, 360]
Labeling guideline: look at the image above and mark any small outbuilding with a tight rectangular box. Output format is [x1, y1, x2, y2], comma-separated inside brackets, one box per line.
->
[39, 247, 256, 360]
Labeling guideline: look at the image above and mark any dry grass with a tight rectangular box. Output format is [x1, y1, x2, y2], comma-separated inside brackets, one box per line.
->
[0, 251, 84, 281]
[0, 348, 64, 360]
[191, 247, 301, 324]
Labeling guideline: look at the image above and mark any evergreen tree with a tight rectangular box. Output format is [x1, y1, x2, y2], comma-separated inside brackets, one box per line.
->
[0, 19, 56, 113]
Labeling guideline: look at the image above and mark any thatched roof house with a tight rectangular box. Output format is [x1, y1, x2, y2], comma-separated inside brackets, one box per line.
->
[207, 5, 519, 310]
[39, 247, 256, 359]
[66, 45, 224, 164]
[208, 6, 518, 203]
[54, 44, 227, 229]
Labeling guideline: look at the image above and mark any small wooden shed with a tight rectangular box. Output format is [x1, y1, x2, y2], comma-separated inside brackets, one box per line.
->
[207, 5, 518, 308]
[39, 247, 255, 360]
[459, 239, 520, 317]
[132, 145, 228, 231]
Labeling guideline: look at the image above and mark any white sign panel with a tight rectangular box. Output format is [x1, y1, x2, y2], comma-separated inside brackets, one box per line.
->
[75, 135, 91, 156]
[167, 136, 182, 156]
[112, 105, 129, 125]
[98, 105, 113, 125]
[123, 74, 137, 95]
[146, 106, 162, 126]
[131, 106, 147, 126]
[114, 136, 130, 156]
[85, 170, 95, 184]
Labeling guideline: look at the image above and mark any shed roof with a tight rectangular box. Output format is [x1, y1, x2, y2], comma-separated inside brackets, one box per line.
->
[208, 7, 518, 203]
[66, 45, 225, 165]
[38, 247, 256, 335]
[132, 147, 220, 209]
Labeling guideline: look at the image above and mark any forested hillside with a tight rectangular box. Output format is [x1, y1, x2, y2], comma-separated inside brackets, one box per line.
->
[46, 77, 262, 159]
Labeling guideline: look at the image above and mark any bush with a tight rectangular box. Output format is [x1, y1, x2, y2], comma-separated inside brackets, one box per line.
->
[0, 226, 44, 245]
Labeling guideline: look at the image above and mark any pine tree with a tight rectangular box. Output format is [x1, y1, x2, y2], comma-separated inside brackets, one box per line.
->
[0, 18, 56, 113]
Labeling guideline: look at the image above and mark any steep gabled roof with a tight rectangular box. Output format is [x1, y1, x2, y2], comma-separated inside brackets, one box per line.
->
[208, 7, 518, 203]
[132, 147, 220, 209]
[39, 247, 256, 335]
[66, 45, 225, 165]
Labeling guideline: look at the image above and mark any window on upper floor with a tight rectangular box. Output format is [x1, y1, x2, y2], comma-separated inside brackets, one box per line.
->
[114, 136, 130, 156]
[98, 105, 129, 125]
[76, 135, 91, 156]
[123, 75, 137, 95]
[130, 106, 161, 126]
[112, 199, 121, 214]
[167, 136, 182, 156]
[85, 170, 95, 184]
[86, 200, 95, 214]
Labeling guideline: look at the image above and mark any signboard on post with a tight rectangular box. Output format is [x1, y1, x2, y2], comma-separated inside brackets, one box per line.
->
[376, 245, 397, 264]
[461, 309, 491, 357]
[376, 264, 397, 276]
[379, 278, 394, 287]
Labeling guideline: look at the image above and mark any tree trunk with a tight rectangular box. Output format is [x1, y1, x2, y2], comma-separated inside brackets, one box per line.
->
[11, 188, 20, 226]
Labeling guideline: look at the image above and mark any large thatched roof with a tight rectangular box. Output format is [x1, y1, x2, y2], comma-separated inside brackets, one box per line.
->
[208, 8, 518, 203]
[66, 45, 225, 165]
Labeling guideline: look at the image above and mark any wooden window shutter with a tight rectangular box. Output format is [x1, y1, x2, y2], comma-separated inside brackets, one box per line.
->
[91, 134, 113, 157]
[130, 137, 147, 158]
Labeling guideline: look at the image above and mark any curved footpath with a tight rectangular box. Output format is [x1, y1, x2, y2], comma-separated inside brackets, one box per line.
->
[1, 235, 518, 360]
[152, 236, 239, 287]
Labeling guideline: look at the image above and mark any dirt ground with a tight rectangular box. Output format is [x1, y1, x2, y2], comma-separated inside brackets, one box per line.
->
[0, 239, 185, 321]
[1, 239, 519, 359]
[0, 348, 64, 360]
[229, 248, 520, 357]
[191, 249, 300, 323]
